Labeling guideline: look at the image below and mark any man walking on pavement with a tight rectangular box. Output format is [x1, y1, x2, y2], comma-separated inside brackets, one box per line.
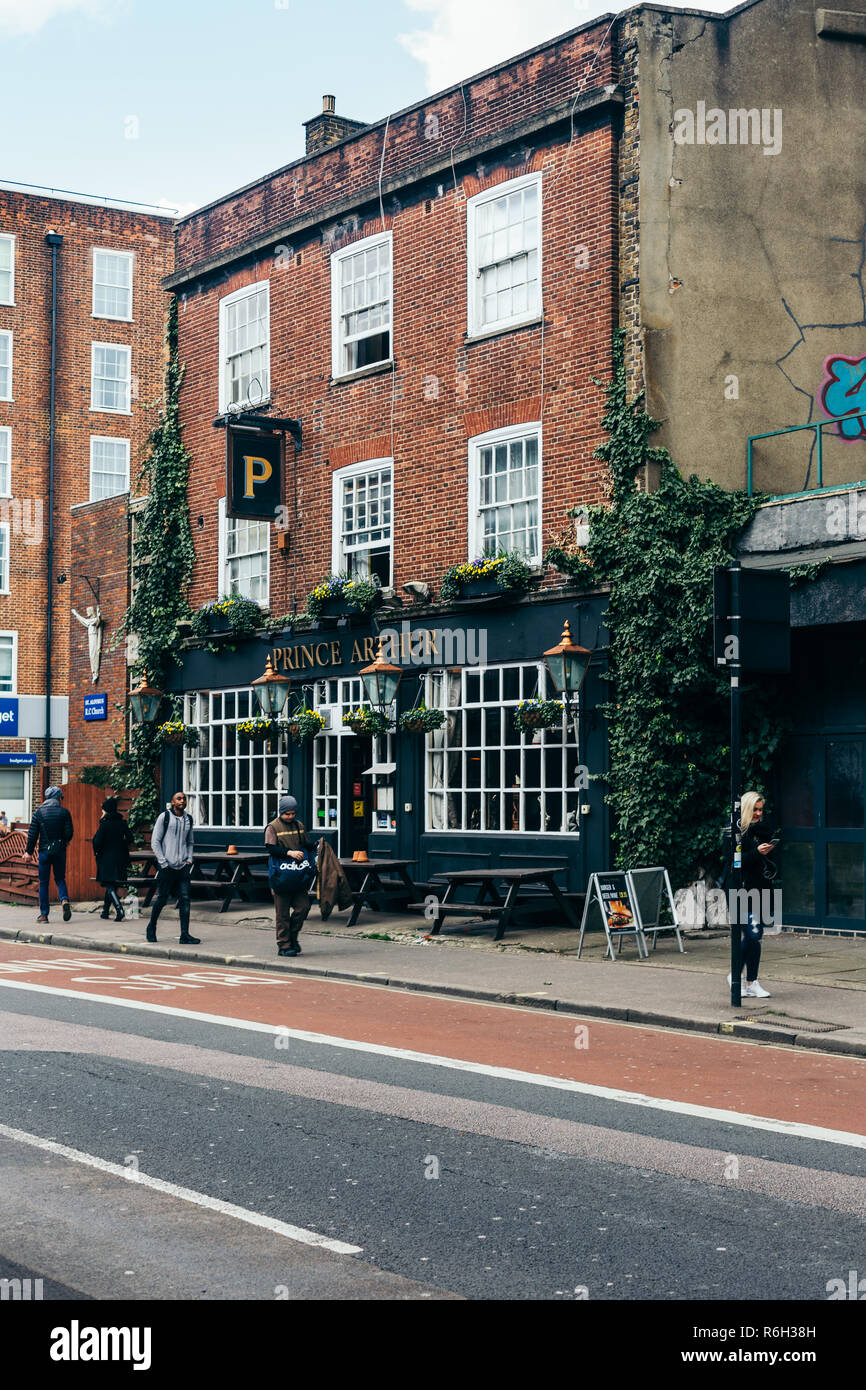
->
[146, 791, 199, 945]
[23, 785, 74, 924]
[265, 795, 315, 956]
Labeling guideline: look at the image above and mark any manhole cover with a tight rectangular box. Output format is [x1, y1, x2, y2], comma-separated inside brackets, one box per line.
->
[749, 1012, 846, 1034]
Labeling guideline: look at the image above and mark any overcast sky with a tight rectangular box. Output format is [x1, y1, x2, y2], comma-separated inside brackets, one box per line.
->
[1, 0, 735, 215]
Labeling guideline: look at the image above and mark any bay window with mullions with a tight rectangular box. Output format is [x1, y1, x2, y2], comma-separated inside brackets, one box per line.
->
[469, 423, 541, 563]
[425, 662, 580, 834]
[331, 232, 392, 377]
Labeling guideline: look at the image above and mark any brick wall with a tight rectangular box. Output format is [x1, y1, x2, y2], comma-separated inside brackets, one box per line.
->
[67, 494, 130, 771]
[0, 190, 173, 797]
[174, 53, 620, 618]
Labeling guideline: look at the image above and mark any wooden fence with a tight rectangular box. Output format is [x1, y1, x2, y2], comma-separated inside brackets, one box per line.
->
[0, 786, 141, 905]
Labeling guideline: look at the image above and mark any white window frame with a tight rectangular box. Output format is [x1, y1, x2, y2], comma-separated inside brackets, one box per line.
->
[467, 421, 542, 565]
[331, 457, 393, 584]
[0, 427, 11, 498]
[466, 172, 542, 339]
[330, 231, 393, 379]
[425, 660, 579, 835]
[0, 234, 15, 306]
[89, 435, 130, 502]
[90, 342, 132, 414]
[0, 630, 18, 693]
[218, 280, 271, 414]
[183, 687, 283, 831]
[217, 495, 270, 606]
[0, 330, 12, 401]
[92, 247, 134, 321]
[0, 523, 9, 594]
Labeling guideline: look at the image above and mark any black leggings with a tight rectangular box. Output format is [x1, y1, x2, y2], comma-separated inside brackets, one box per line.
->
[102, 884, 124, 916]
[741, 915, 764, 983]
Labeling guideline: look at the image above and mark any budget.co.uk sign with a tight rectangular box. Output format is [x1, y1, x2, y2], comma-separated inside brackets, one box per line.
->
[0, 698, 18, 737]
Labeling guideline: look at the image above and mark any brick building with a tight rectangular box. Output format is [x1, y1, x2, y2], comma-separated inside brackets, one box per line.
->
[162, 18, 619, 889]
[0, 185, 174, 817]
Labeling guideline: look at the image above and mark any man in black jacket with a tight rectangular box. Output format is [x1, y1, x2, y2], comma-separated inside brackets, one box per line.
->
[24, 785, 74, 923]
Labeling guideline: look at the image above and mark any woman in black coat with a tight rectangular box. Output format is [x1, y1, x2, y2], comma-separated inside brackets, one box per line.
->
[92, 798, 134, 920]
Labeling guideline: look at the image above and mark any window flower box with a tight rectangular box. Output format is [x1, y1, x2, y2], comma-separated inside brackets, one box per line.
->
[306, 574, 382, 620]
[439, 553, 532, 604]
[192, 595, 266, 639]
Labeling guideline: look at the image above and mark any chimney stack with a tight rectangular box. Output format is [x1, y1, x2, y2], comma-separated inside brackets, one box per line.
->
[303, 94, 366, 156]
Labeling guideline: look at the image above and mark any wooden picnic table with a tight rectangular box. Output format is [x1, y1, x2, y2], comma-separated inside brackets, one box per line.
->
[127, 849, 270, 914]
[426, 866, 579, 941]
[338, 858, 418, 929]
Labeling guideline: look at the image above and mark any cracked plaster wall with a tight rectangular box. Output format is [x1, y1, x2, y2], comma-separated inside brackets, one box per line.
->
[632, 0, 866, 495]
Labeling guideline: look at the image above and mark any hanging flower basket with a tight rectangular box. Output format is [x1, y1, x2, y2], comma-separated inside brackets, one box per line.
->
[513, 699, 565, 734]
[342, 708, 392, 737]
[157, 721, 201, 749]
[399, 708, 446, 735]
[237, 718, 285, 744]
[291, 710, 326, 744]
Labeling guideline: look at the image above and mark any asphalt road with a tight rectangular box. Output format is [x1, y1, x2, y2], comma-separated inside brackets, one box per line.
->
[0, 942, 863, 1302]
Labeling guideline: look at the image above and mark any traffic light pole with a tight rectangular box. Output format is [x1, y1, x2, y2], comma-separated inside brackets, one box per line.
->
[729, 563, 743, 1008]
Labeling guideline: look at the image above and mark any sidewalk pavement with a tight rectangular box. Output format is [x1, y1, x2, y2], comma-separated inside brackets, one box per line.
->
[1, 897, 864, 1057]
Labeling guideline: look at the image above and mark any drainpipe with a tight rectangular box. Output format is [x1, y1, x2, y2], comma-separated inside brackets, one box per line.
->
[44, 230, 63, 786]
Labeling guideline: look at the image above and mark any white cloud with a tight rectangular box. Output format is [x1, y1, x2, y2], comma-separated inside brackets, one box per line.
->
[0, 0, 116, 37]
[399, 0, 606, 92]
[399, 0, 738, 93]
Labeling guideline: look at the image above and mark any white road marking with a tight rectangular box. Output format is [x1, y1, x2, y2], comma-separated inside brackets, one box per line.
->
[1, 976, 863, 1147]
[0, 1120, 362, 1256]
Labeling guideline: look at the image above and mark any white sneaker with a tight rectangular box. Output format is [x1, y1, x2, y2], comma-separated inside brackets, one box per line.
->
[744, 981, 771, 998]
[726, 973, 744, 987]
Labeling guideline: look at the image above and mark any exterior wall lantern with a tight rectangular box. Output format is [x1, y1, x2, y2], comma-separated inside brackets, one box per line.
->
[129, 670, 164, 724]
[543, 621, 592, 707]
[360, 636, 402, 711]
[251, 653, 292, 716]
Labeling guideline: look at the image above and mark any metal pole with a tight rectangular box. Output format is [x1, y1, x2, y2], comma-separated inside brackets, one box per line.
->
[44, 232, 63, 785]
[729, 563, 743, 1008]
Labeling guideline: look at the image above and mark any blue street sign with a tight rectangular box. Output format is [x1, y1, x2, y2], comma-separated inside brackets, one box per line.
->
[0, 752, 35, 766]
[0, 697, 18, 737]
[84, 694, 108, 721]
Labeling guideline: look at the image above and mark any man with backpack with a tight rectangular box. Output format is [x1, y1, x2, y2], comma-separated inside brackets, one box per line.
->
[23, 784, 74, 924]
[146, 791, 199, 945]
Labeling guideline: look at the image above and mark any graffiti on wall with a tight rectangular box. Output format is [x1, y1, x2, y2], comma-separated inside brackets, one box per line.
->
[820, 355, 866, 440]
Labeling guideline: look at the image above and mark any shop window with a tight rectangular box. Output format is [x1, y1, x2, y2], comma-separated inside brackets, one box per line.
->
[331, 232, 392, 377]
[219, 281, 270, 412]
[0, 427, 10, 497]
[0, 235, 14, 305]
[467, 173, 541, 338]
[90, 436, 130, 501]
[93, 249, 133, 320]
[469, 424, 541, 562]
[91, 343, 131, 413]
[218, 497, 269, 605]
[332, 459, 393, 585]
[0, 331, 11, 400]
[183, 686, 283, 830]
[425, 660, 579, 834]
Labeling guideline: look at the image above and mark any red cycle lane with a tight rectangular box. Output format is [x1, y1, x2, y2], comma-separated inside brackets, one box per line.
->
[0, 939, 863, 1137]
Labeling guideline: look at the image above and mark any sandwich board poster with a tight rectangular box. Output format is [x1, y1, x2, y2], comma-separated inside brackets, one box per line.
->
[597, 873, 636, 932]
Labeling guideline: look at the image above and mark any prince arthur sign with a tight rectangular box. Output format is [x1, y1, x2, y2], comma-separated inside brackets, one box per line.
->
[226, 427, 282, 520]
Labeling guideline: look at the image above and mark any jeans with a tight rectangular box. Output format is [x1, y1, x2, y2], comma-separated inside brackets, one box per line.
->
[147, 864, 191, 936]
[740, 913, 764, 983]
[38, 851, 68, 917]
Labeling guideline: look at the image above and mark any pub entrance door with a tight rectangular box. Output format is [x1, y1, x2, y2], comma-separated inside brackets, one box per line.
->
[779, 734, 866, 932]
[341, 737, 371, 858]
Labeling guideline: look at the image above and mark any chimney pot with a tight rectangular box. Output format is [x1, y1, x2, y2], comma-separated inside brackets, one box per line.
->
[323, 94, 336, 113]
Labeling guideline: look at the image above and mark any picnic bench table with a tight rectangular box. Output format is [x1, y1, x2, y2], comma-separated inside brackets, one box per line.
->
[126, 849, 269, 913]
[338, 858, 418, 928]
[424, 866, 579, 941]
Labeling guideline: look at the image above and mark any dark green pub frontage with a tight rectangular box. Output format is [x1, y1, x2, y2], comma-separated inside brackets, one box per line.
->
[162, 590, 610, 898]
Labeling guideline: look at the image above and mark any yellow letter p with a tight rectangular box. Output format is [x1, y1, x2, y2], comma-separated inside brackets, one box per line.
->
[243, 454, 272, 498]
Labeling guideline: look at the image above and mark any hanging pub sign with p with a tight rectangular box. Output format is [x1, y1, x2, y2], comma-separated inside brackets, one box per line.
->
[226, 427, 283, 520]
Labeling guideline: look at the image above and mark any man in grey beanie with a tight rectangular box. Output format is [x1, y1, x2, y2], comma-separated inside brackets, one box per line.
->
[265, 795, 314, 956]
